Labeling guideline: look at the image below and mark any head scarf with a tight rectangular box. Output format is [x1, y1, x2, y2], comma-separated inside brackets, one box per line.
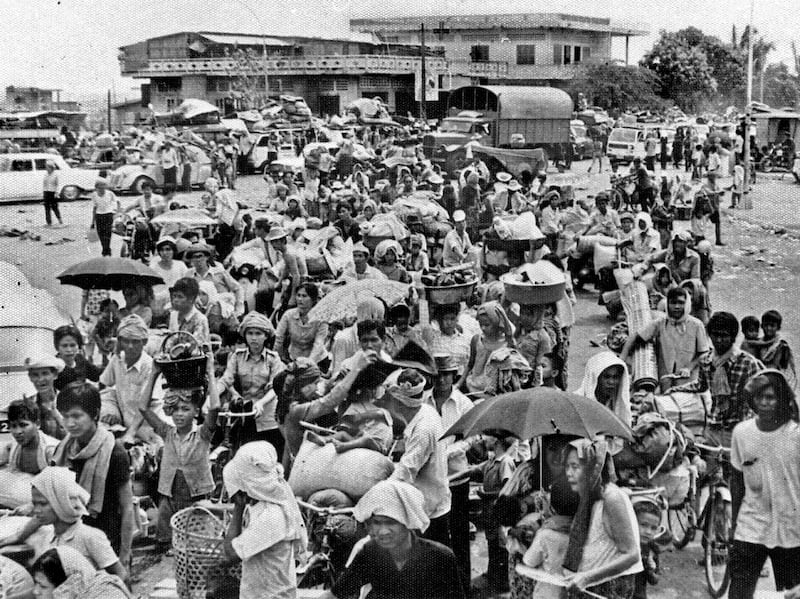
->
[238, 311, 275, 337]
[116, 314, 149, 340]
[361, 199, 378, 215]
[410, 232, 427, 252]
[356, 297, 385, 322]
[25, 354, 66, 373]
[31, 467, 89, 524]
[162, 388, 201, 416]
[475, 301, 515, 341]
[222, 441, 307, 552]
[636, 211, 653, 232]
[374, 239, 403, 261]
[387, 372, 426, 408]
[562, 438, 616, 573]
[353, 480, 430, 532]
[574, 351, 632, 427]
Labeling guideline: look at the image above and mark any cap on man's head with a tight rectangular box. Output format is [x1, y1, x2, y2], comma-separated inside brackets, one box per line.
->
[453, 210, 466, 223]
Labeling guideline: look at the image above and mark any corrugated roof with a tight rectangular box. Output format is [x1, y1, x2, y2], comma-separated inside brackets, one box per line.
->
[199, 33, 292, 47]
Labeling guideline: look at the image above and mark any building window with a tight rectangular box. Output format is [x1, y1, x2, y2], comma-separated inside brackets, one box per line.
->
[563, 45, 572, 65]
[153, 78, 182, 93]
[470, 45, 490, 63]
[206, 77, 230, 92]
[553, 44, 563, 65]
[573, 46, 581, 63]
[581, 46, 591, 62]
[516, 44, 536, 65]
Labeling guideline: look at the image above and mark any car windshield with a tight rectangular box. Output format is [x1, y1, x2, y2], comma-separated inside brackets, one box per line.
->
[572, 126, 587, 137]
[0, 327, 53, 368]
[440, 120, 475, 134]
[609, 129, 638, 143]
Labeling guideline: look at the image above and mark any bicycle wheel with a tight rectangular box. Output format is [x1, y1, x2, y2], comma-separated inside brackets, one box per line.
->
[668, 500, 697, 549]
[703, 491, 731, 598]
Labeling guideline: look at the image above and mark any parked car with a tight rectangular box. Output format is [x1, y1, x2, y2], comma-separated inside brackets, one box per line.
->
[0, 153, 97, 203]
[570, 122, 593, 159]
[107, 143, 213, 194]
[78, 146, 143, 171]
[0, 279, 64, 434]
[606, 127, 647, 164]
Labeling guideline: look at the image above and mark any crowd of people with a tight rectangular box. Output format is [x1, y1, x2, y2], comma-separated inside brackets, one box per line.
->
[1, 118, 798, 599]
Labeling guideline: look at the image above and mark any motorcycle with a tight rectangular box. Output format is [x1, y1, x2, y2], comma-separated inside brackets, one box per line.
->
[759, 144, 794, 172]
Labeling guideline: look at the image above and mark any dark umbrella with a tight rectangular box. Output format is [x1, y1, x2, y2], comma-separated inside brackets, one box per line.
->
[57, 257, 164, 291]
[442, 387, 633, 441]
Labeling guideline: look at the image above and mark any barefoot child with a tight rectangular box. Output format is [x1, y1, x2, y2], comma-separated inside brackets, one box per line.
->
[139, 354, 220, 551]
[631, 496, 662, 599]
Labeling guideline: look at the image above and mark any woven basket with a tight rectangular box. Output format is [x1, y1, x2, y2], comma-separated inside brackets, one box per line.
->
[171, 506, 241, 599]
[155, 331, 206, 389]
[423, 281, 476, 305]
[620, 282, 659, 391]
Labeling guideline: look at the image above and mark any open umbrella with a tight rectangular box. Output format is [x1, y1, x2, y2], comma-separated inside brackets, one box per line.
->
[442, 387, 633, 442]
[151, 208, 217, 227]
[57, 257, 164, 291]
[307, 278, 409, 323]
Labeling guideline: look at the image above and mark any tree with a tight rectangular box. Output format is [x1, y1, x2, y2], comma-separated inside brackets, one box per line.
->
[568, 63, 662, 112]
[673, 27, 745, 102]
[762, 63, 800, 109]
[733, 26, 776, 102]
[640, 31, 717, 111]
[224, 47, 270, 111]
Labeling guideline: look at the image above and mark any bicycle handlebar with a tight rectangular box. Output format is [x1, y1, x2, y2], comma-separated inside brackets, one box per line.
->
[694, 442, 732, 455]
[296, 499, 355, 516]
[217, 410, 258, 418]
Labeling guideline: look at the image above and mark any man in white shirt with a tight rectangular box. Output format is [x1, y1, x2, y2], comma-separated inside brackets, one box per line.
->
[129, 180, 164, 219]
[159, 141, 179, 192]
[442, 210, 473, 268]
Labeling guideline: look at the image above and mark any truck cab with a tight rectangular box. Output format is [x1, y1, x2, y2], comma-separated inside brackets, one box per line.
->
[423, 111, 491, 160]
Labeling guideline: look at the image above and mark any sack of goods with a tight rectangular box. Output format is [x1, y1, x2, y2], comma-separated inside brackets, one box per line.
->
[632, 413, 687, 474]
[653, 390, 711, 434]
[651, 459, 692, 507]
[288, 439, 395, 501]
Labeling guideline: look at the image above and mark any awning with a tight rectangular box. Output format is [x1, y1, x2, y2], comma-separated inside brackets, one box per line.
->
[199, 33, 292, 47]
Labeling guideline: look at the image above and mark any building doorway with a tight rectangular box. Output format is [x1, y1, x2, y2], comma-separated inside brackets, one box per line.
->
[318, 95, 340, 118]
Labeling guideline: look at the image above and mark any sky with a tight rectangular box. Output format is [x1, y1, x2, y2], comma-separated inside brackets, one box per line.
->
[2, 0, 797, 101]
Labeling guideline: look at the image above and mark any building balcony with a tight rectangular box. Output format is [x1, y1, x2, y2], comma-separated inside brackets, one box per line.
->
[120, 55, 448, 78]
[447, 60, 509, 77]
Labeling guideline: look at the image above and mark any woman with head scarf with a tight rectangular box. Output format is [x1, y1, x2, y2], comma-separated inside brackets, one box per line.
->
[222, 442, 307, 599]
[574, 351, 632, 427]
[31, 546, 130, 599]
[728, 370, 800, 598]
[29, 466, 128, 580]
[646, 230, 700, 284]
[562, 439, 642, 598]
[320, 480, 465, 599]
[627, 212, 661, 264]
[375, 239, 411, 283]
[461, 301, 516, 395]
[405, 233, 429, 272]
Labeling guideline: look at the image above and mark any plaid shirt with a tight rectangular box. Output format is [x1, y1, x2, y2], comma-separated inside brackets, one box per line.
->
[675, 349, 763, 430]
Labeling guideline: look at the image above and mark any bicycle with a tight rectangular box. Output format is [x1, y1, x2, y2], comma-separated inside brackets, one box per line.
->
[693, 442, 733, 598]
[295, 499, 358, 589]
[207, 407, 258, 504]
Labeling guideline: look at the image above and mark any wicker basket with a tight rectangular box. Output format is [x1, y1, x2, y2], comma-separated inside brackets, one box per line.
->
[154, 331, 207, 389]
[171, 506, 241, 599]
[363, 235, 394, 253]
[423, 281, 476, 304]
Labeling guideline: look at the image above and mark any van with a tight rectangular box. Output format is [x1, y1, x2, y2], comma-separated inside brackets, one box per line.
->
[606, 127, 646, 164]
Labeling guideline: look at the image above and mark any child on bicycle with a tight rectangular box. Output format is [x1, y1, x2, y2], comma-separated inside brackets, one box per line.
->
[139, 353, 220, 552]
[632, 496, 662, 599]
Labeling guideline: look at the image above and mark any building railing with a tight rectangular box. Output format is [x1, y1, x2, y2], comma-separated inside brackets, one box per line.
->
[447, 60, 509, 77]
[121, 55, 448, 77]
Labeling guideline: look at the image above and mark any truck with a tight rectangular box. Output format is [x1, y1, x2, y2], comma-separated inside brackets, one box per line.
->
[422, 85, 573, 179]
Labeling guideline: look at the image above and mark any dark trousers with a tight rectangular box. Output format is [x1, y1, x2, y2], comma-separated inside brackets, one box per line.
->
[163, 166, 177, 192]
[645, 155, 656, 171]
[423, 512, 452, 549]
[483, 496, 509, 591]
[714, 213, 722, 244]
[43, 191, 61, 225]
[729, 540, 800, 599]
[448, 482, 472, 593]
[157, 470, 206, 543]
[95, 212, 114, 256]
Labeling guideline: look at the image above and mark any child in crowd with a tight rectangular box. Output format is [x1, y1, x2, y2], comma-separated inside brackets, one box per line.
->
[538, 353, 559, 389]
[632, 497, 662, 599]
[90, 298, 119, 367]
[53, 325, 101, 391]
[168, 277, 210, 346]
[516, 304, 553, 388]
[0, 401, 59, 475]
[739, 315, 761, 357]
[309, 364, 398, 456]
[691, 144, 705, 180]
[522, 476, 580, 599]
[139, 354, 220, 551]
[463, 301, 515, 395]
[479, 434, 518, 593]
[757, 310, 797, 388]
[24, 354, 66, 440]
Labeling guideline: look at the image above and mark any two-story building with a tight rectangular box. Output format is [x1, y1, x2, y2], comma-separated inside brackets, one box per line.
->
[350, 13, 648, 89]
[118, 31, 445, 117]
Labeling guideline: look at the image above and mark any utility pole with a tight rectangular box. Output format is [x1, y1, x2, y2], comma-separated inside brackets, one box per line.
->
[107, 89, 112, 132]
[419, 22, 427, 121]
[742, 0, 754, 209]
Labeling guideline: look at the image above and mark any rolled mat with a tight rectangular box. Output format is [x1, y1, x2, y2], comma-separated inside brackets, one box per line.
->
[620, 281, 658, 392]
